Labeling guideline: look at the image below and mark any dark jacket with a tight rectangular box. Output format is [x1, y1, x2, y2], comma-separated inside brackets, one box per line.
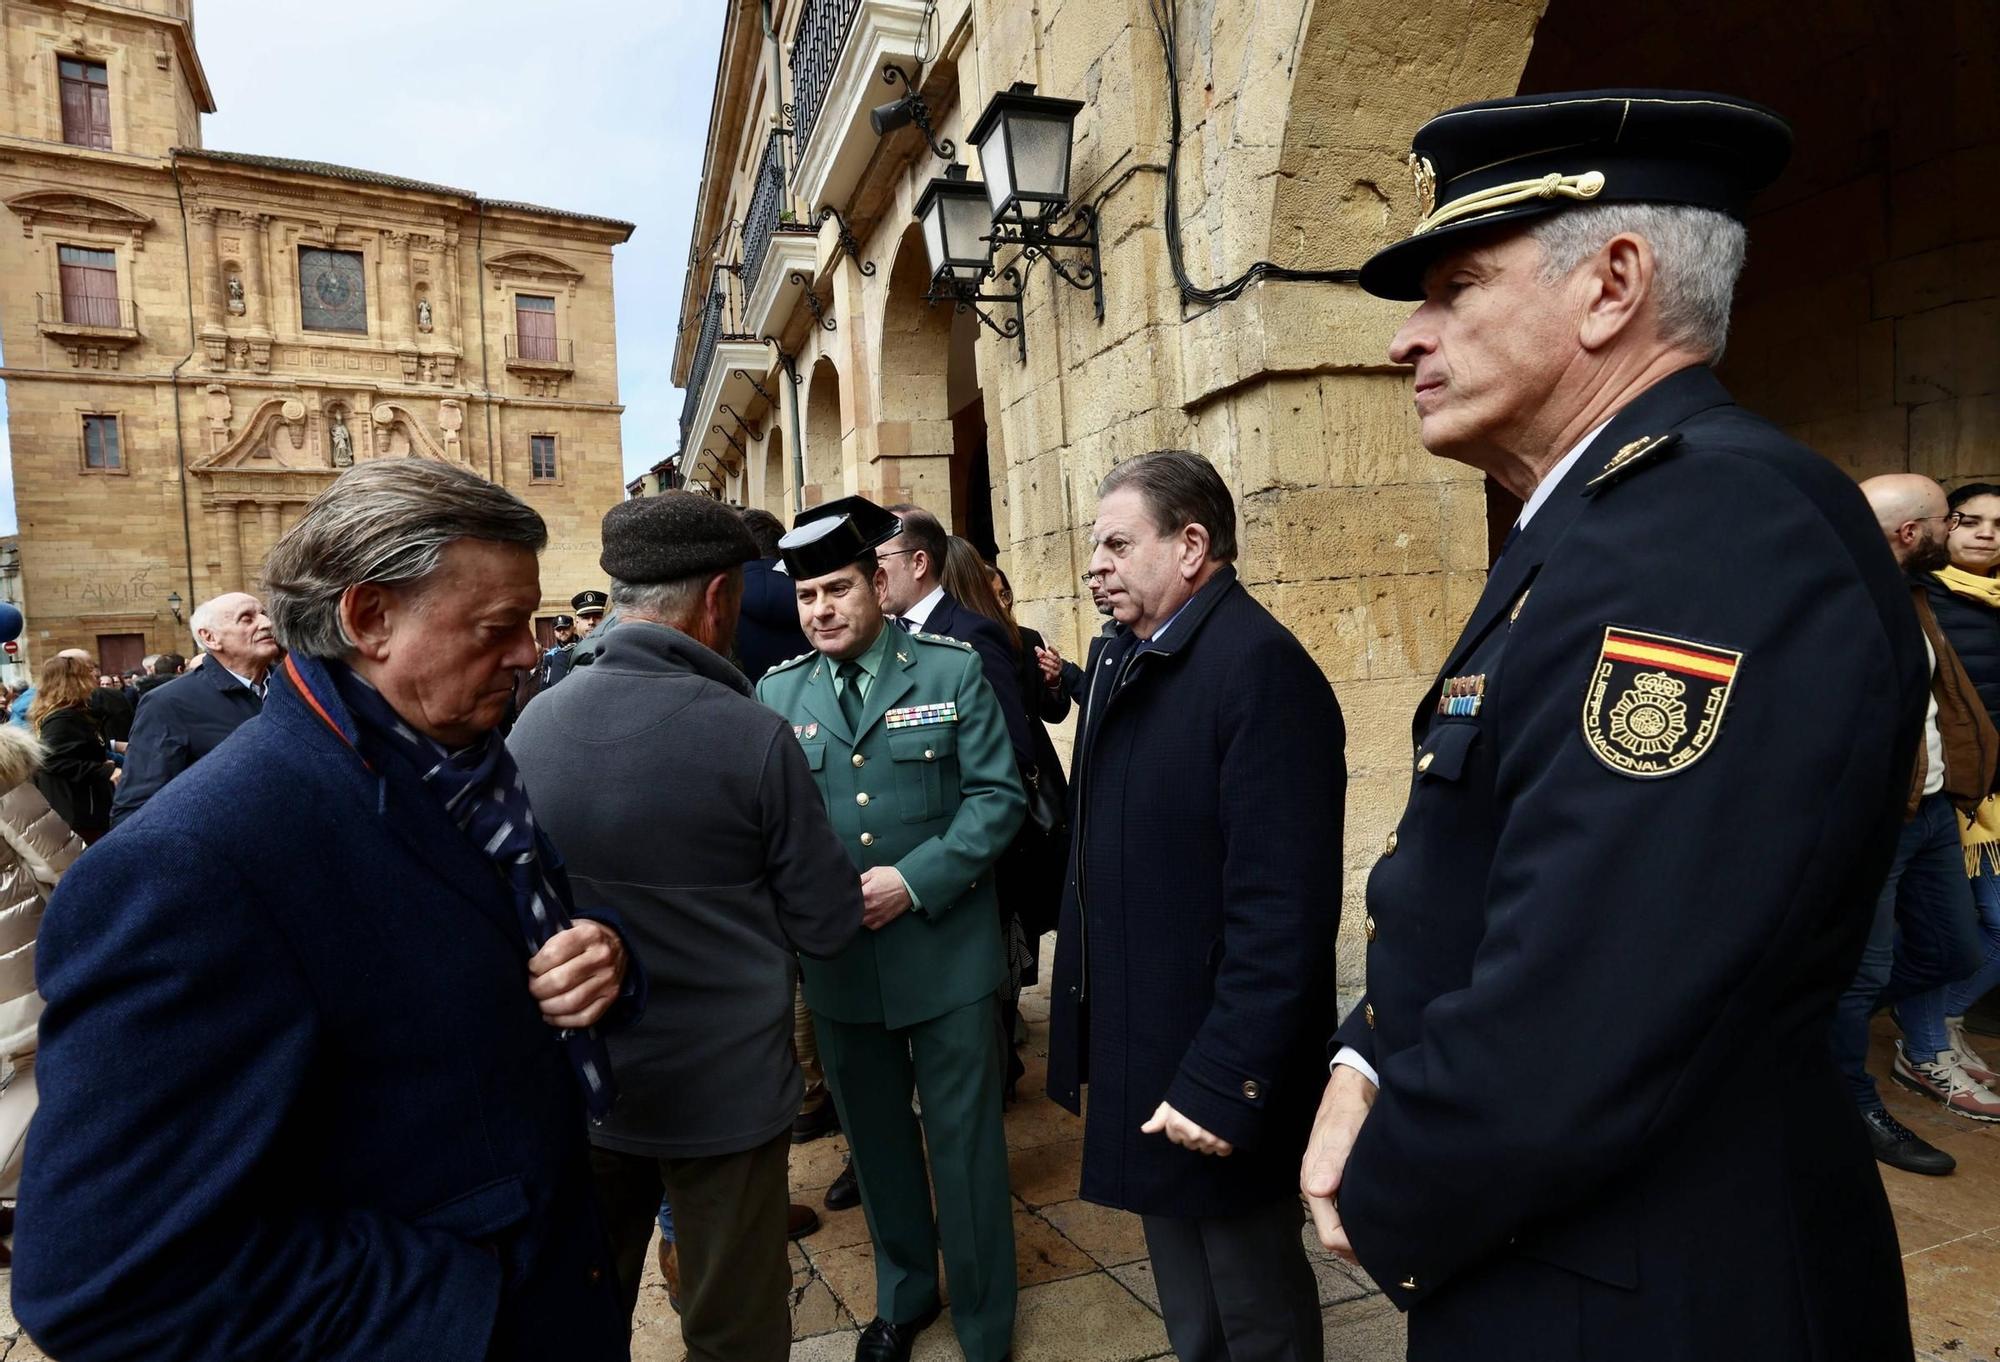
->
[922, 591, 1033, 765]
[1907, 581, 1997, 815]
[1925, 572, 2000, 730]
[510, 620, 862, 1158]
[132, 671, 177, 699]
[1048, 566, 1346, 1219]
[735, 557, 809, 683]
[88, 686, 133, 744]
[109, 659, 263, 827]
[15, 655, 637, 1362]
[33, 707, 112, 837]
[1329, 366, 1920, 1360]
[1001, 625, 1071, 941]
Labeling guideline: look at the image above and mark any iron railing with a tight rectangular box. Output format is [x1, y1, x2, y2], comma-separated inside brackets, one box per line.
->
[678, 267, 753, 450]
[37, 292, 135, 329]
[790, 0, 863, 163]
[505, 334, 574, 365]
[741, 131, 792, 298]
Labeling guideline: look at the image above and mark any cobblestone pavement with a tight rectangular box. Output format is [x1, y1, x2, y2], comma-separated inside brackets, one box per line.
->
[0, 1004, 1990, 1360]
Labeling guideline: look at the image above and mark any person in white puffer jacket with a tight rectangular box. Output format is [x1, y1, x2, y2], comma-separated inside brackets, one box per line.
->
[0, 722, 86, 1265]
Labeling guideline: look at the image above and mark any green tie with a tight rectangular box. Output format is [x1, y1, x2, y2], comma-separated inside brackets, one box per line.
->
[837, 659, 865, 730]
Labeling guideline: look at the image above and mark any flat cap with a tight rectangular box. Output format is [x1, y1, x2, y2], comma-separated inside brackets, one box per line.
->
[570, 590, 608, 615]
[1360, 89, 1792, 300]
[599, 492, 760, 586]
[779, 495, 902, 581]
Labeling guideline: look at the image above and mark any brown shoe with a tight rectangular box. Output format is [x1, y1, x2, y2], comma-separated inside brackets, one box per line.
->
[658, 1238, 681, 1314]
[788, 1202, 822, 1240]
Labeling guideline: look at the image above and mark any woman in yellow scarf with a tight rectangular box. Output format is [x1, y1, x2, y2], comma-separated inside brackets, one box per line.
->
[1911, 482, 2000, 1104]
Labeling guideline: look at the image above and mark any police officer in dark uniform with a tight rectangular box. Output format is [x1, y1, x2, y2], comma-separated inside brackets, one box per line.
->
[1300, 91, 1927, 1361]
[561, 590, 612, 677]
[538, 614, 578, 689]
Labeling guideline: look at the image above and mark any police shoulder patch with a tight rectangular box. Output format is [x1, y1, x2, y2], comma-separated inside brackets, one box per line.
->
[1581, 626, 1743, 778]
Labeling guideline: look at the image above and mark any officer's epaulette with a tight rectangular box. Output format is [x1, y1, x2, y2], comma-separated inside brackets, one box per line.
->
[765, 650, 816, 676]
[911, 631, 973, 651]
[1583, 432, 1682, 495]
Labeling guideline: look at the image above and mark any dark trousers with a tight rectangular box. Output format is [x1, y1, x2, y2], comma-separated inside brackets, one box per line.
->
[588, 1129, 792, 1362]
[1832, 792, 1985, 1108]
[1141, 1197, 1323, 1362]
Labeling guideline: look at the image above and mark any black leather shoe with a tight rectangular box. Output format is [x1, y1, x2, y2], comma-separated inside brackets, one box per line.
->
[853, 1304, 942, 1362]
[824, 1160, 860, 1211]
[1862, 1105, 1956, 1175]
[794, 1101, 841, 1143]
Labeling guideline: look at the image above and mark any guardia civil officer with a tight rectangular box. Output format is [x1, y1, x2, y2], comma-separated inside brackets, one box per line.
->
[1299, 92, 1927, 1360]
[755, 497, 1025, 1362]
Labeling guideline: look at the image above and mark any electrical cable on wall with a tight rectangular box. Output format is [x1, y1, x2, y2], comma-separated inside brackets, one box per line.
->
[1146, 0, 1361, 309]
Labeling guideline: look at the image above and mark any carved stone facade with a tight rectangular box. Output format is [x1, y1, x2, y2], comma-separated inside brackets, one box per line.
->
[0, 0, 633, 661]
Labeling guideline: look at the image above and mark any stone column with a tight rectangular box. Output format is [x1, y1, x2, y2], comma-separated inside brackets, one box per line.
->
[257, 502, 282, 587]
[383, 230, 415, 348]
[217, 501, 242, 594]
[189, 206, 223, 329]
[241, 214, 270, 332]
[435, 234, 458, 344]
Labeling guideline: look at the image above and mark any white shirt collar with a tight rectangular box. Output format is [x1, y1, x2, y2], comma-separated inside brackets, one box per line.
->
[1516, 419, 1613, 530]
[901, 584, 946, 629]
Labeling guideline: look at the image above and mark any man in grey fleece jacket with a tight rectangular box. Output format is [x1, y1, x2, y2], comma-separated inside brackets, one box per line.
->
[511, 493, 861, 1360]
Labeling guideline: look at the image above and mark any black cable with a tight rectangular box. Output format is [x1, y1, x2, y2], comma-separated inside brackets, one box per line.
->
[1147, 0, 1360, 310]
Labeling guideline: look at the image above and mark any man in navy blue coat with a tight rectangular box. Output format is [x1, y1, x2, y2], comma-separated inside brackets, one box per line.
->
[16, 459, 643, 1362]
[1300, 92, 1923, 1361]
[1048, 450, 1346, 1362]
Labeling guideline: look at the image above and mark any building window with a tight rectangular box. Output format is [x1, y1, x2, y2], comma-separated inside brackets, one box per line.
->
[59, 58, 111, 150]
[58, 246, 119, 326]
[531, 435, 558, 481]
[82, 414, 121, 471]
[298, 247, 368, 333]
[516, 294, 557, 361]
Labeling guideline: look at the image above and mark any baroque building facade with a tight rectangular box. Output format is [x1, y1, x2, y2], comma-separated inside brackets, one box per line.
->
[0, 0, 632, 674]
[670, 0, 1998, 995]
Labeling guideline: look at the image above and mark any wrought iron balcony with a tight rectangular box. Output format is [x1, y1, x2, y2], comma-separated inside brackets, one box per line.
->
[36, 291, 136, 332]
[504, 334, 575, 369]
[741, 130, 794, 300]
[790, 0, 863, 160]
[787, 0, 931, 214]
[679, 268, 757, 448]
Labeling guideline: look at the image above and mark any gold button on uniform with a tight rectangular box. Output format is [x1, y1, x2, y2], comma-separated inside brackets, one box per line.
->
[1364, 1002, 1376, 1028]
[924, 748, 936, 760]
[1241, 1079, 1261, 1100]
[1384, 831, 1399, 855]
[856, 792, 870, 806]
[1416, 751, 1434, 773]
[1364, 914, 1377, 941]
[851, 753, 866, 768]
[860, 832, 875, 847]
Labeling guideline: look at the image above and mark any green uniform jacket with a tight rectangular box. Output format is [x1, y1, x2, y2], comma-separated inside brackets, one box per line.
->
[757, 629, 1027, 1030]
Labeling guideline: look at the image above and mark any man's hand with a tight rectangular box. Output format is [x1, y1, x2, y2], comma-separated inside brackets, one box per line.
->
[1140, 1101, 1233, 1157]
[528, 920, 627, 1029]
[859, 866, 913, 930]
[1301, 1065, 1377, 1258]
[1035, 645, 1063, 689]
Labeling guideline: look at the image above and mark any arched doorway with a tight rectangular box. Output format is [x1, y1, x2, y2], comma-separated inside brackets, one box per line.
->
[876, 223, 963, 526]
[947, 305, 998, 559]
[763, 424, 787, 516]
[804, 356, 843, 508]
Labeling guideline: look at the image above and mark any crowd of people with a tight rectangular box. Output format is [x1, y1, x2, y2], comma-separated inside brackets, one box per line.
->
[0, 85, 1982, 1362]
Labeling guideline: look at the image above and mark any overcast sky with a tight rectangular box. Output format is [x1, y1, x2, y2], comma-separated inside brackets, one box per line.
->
[0, 0, 726, 534]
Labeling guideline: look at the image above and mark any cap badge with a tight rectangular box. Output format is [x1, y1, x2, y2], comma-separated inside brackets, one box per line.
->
[1408, 153, 1437, 219]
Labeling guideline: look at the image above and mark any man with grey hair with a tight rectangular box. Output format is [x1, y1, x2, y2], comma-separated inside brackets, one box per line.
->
[15, 458, 641, 1362]
[1301, 92, 1928, 1358]
[511, 491, 861, 1359]
[109, 590, 278, 826]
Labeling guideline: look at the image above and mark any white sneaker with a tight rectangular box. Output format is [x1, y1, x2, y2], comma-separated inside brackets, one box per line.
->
[1945, 1016, 1999, 1085]
[1893, 1041, 2000, 1122]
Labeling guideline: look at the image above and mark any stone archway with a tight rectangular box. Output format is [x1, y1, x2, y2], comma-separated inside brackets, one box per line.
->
[873, 223, 956, 517]
[804, 356, 843, 508]
[764, 424, 787, 516]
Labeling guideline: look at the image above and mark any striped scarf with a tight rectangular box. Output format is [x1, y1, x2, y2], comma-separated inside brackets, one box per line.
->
[319, 659, 618, 1122]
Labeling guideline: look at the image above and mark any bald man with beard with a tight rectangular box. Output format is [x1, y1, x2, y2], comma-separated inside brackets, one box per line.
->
[1835, 474, 2000, 1173]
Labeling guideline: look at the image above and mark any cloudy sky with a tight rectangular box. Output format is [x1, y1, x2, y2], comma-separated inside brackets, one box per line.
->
[0, 0, 727, 533]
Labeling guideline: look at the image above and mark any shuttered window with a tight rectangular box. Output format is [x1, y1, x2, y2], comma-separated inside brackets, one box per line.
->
[59, 59, 111, 150]
[83, 415, 121, 471]
[516, 294, 557, 361]
[531, 435, 557, 481]
[58, 246, 119, 326]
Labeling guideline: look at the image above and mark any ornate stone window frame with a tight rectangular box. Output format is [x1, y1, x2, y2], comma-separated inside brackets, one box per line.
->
[283, 224, 379, 343]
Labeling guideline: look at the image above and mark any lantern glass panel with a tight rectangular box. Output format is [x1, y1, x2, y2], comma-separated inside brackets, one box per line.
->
[941, 192, 994, 279]
[922, 201, 949, 278]
[1008, 111, 1074, 217]
[980, 118, 1013, 218]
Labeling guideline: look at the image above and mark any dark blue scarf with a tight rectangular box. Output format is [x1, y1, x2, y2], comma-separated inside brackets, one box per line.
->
[302, 657, 618, 1123]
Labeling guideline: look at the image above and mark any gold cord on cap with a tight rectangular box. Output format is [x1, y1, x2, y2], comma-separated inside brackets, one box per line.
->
[1412, 169, 1607, 236]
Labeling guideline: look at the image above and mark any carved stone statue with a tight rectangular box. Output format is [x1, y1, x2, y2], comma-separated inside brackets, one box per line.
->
[416, 296, 433, 331]
[226, 275, 245, 313]
[329, 415, 354, 468]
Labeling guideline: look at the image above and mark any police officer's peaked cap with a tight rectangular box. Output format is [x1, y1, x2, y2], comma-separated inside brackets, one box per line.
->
[551, 614, 575, 630]
[777, 496, 902, 581]
[599, 491, 759, 584]
[570, 589, 608, 615]
[1359, 89, 1793, 301]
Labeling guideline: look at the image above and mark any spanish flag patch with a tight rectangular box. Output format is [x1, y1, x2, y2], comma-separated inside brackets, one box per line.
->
[1582, 626, 1743, 778]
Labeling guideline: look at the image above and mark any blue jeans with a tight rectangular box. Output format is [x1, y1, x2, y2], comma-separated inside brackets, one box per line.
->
[657, 1194, 676, 1243]
[1832, 793, 1984, 1108]
[1899, 863, 2000, 1061]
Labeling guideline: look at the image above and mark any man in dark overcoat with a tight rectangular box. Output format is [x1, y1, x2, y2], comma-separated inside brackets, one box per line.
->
[14, 460, 642, 1362]
[1048, 449, 1346, 1362]
[1300, 91, 1926, 1361]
